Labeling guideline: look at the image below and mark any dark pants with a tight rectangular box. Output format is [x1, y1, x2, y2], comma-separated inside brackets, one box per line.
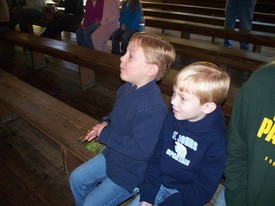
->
[41, 14, 83, 39]
[111, 28, 137, 55]
[9, 8, 43, 33]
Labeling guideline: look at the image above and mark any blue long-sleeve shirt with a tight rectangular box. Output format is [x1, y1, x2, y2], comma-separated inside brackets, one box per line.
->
[119, 0, 142, 31]
[140, 108, 227, 206]
[98, 81, 167, 192]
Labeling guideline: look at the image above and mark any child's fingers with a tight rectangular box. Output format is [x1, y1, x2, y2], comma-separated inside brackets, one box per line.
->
[85, 130, 97, 141]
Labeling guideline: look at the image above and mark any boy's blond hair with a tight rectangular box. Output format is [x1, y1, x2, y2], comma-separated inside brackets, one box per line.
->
[130, 32, 176, 81]
[174, 62, 230, 105]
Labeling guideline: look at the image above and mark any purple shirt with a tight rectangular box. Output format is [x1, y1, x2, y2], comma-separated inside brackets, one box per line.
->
[83, 0, 104, 27]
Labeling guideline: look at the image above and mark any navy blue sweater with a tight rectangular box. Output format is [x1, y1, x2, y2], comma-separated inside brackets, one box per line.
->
[140, 108, 226, 205]
[98, 81, 167, 192]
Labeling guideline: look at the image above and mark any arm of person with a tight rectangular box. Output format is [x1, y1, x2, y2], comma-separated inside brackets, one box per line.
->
[127, 4, 142, 30]
[139, 131, 164, 204]
[101, 0, 120, 25]
[158, 140, 226, 206]
[98, 109, 165, 161]
[224, 89, 249, 205]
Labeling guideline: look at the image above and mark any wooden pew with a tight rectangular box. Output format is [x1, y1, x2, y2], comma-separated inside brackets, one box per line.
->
[141, 2, 275, 24]
[150, 0, 275, 13]
[0, 29, 269, 120]
[0, 30, 120, 89]
[143, 8, 275, 34]
[0, 68, 225, 206]
[144, 16, 275, 52]
[0, 69, 96, 176]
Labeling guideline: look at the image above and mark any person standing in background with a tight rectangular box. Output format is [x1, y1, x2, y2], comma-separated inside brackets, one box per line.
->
[111, 0, 142, 55]
[76, 0, 104, 48]
[223, 0, 257, 51]
[91, 0, 120, 52]
[41, 0, 84, 39]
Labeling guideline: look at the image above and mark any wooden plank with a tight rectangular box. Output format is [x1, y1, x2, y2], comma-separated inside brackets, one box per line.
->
[143, 8, 275, 33]
[0, 69, 97, 162]
[144, 16, 275, 51]
[141, 2, 275, 24]
[0, 135, 74, 206]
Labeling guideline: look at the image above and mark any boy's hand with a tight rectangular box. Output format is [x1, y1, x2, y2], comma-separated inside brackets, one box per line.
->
[140, 201, 152, 206]
[84, 129, 97, 141]
[92, 122, 108, 137]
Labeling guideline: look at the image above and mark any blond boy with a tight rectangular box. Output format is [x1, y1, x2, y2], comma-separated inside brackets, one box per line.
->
[69, 33, 175, 206]
[130, 62, 230, 206]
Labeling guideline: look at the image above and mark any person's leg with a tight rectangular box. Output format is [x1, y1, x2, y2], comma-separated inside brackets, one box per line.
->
[41, 14, 82, 39]
[128, 185, 178, 206]
[84, 177, 138, 206]
[214, 186, 226, 206]
[154, 184, 178, 205]
[83, 22, 100, 48]
[76, 27, 86, 46]
[238, 1, 256, 51]
[128, 194, 141, 206]
[111, 28, 123, 54]
[224, 0, 238, 48]
[10, 9, 43, 33]
[120, 29, 137, 55]
[69, 153, 107, 206]
[92, 24, 118, 52]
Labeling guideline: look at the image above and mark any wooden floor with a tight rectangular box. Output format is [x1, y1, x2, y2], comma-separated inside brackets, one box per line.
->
[0, 26, 274, 205]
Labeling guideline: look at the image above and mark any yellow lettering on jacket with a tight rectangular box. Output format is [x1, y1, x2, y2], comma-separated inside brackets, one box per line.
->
[257, 116, 275, 144]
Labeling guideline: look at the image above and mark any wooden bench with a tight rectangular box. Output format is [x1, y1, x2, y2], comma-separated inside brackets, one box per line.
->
[0, 69, 96, 177]
[141, 2, 275, 24]
[151, 0, 275, 14]
[1, 29, 269, 120]
[0, 68, 225, 205]
[0, 30, 120, 89]
[144, 16, 275, 52]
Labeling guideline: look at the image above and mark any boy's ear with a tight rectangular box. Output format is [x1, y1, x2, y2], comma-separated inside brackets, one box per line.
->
[202, 102, 217, 114]
[147, 64, 159, 77]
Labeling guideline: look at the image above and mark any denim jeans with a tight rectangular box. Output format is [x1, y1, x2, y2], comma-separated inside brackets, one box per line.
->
[111, 28, 137, 55]
[128, 184, 178, 206]
[69, 153, 137, 206]
[214, 186, 226, 206]
[76, 23, 100, 48]
[223, 0, 256, 51]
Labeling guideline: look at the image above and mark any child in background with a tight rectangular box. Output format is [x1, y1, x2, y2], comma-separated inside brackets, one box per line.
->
[69, 32, 176, 206]
[91, 0, 120, 52]
[129, 62, 230, 206]
[111, 0, 142, 55]
[76, 0, 104, 48]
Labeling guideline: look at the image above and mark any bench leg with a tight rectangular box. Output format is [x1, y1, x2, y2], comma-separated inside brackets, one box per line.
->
[181, 32, 190, 39]
[79, 66, 96, 90]
[31, 51, 47, 69]
[61, 146, 84, 178]
[0, 40, 15, 58]
[252, 44, 262, 53]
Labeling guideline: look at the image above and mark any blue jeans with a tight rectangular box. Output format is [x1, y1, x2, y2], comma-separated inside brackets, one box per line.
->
[69, 153, 137, 206]
[224, 0, 256, 51]
[128, 184, 178, 206]
[111, 28, 137, 55]
[76, 23, 100, 48]
[214, 186, 226, 206]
